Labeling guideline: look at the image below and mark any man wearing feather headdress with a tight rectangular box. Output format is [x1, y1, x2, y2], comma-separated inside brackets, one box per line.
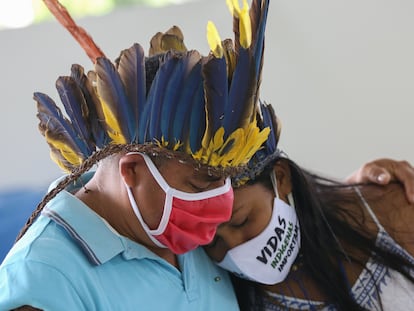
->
[1, 0, 414, 310]
[0, 0, 272, 309]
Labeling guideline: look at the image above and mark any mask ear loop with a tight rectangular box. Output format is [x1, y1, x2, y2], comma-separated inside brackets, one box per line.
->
[270, 170, 295, 209]
[269, 170, 279, 199]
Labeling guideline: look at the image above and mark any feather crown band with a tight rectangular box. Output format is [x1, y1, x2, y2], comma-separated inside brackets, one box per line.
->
[35, 0, 271, 175]
[232, 101, 283, 186]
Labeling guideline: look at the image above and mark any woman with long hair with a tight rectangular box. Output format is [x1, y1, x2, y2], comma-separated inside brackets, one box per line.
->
[205, 102, 414, 310]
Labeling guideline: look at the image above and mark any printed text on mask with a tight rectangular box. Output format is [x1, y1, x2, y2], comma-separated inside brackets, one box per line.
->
[256, 216, 300, 272]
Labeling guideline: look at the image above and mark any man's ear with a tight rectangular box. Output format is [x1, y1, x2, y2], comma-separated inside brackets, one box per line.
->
[119, 153, 146, 187]
[273, 159, 292, 200]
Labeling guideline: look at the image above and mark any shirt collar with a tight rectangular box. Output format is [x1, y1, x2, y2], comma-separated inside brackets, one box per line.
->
[42, 173, 159, 265]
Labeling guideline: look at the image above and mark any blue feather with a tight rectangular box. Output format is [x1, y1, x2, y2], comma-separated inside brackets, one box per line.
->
[251, 0, 270, 79]
[260, 102, 277, 153]
[202, 56, 228, 138]
[188, 81, 205, 153]
[222, 0, 270, 138]
[226, 48, 256, 135]
[171, 55, 203, 150]
[34, 92, 90, 158]
[70, 64, 109, 148]
[159, 57, 186, 145]
[55, 76, 94, 154]
[146, 52, 180, 141]
[95, 57, 134, 142]
[117, 44, 146, 143]
[138, 100, 152, 143]
[144, 67, 162, 141]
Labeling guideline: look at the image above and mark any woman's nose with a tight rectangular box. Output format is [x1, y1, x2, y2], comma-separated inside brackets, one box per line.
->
[215, 225, 246, 250]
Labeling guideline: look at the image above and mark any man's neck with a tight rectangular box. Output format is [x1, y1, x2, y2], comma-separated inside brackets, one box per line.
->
[150, 247, 180, 268]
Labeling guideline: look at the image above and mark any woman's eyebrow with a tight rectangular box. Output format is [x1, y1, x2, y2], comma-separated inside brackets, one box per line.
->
[231, 203, 245, 217]
[193, 171, 223, 182]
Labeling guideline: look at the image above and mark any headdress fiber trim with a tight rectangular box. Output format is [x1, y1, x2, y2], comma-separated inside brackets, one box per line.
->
[232, 101, 283, 187]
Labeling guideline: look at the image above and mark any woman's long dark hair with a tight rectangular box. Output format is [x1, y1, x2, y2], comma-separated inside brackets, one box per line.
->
[233, 158, 414, 311]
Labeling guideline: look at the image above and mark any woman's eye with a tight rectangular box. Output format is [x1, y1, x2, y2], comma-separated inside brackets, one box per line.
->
[232, 218, 248, 228]
[189, 182, 206, 192]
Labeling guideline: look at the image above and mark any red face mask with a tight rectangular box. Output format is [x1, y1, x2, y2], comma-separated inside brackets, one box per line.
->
[125, 153, 234, 254]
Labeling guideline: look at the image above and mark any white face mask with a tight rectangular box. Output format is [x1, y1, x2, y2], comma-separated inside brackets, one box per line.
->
[216, 171, 301, 285]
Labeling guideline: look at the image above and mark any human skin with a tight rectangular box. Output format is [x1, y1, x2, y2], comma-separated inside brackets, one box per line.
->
[204, 159, 414, 300]
[76, 152, 226, 267]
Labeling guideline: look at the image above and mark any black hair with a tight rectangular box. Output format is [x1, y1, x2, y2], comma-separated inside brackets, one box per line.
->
[233, 158, 414, 311]
[115, 52, 162, 95]
[144, 54, 161, 94]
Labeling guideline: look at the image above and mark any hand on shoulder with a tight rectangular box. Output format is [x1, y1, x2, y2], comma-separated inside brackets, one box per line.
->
[346, 158, 414, 203]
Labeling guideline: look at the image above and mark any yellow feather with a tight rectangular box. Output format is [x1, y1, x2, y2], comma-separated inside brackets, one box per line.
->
[218, 128, 244, 165]
[241, 126, 270, 164]
[228, 129, 249, 165]
[191, 122, 270, 168]
[235, 176, 250, 186]
[207, 21, 223, 58]
[155, 136, 169, 148]
[203, 128, 226, 165]
[238, 0, 252, 48]
[192, 148, 204, 162]
[230, 122, 269, 165]
[227, 0, 241, 17]
[100, 99, 127, 144]
[46, 135, 83, 167]
[50, 151, 71, 172]
[212, 127, 225, 151]
[207, 152, 220, 167]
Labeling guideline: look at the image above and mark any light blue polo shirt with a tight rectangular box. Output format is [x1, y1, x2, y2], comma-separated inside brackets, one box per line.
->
[0, 173, 238, 311]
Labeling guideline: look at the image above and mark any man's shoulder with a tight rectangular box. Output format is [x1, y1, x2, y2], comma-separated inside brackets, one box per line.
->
[2, 214, 82, 269]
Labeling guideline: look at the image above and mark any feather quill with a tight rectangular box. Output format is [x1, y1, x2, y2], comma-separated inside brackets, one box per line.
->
[42, 0, 105, 63]
[222, 39, 236, 82]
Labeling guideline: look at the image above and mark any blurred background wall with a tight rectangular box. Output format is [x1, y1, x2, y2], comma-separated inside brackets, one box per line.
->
[1, 0, 413, 192]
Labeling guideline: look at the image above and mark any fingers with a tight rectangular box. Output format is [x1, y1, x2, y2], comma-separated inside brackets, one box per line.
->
[347, 159, 414, 204]
[389, 160, 414, 203]
[345, 162, 390, 184]
[362, 165, 392, 184]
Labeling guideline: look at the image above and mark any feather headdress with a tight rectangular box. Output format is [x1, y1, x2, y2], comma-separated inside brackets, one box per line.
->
[232, 100, 283, 186]
[36, 0, 271, 176]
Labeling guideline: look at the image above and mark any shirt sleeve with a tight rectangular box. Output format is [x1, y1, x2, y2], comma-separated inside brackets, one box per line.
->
[0, 259, 85, 311]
